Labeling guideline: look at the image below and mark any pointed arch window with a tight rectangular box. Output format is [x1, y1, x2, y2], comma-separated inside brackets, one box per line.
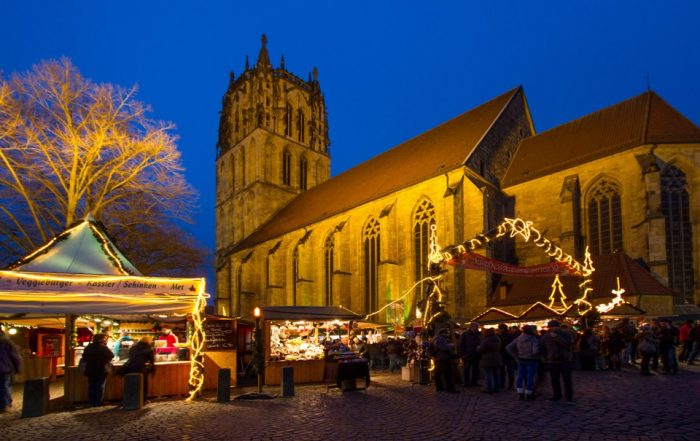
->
[413, 199, 436, 314]
[661, 165, 694, 303]
[363, 218, 380, 316]
[297, 110, 305, 143]
[282, 149, 291, 186]
[587, 179, 622, 255]
[299, 156, 308, 190]
[324, 234, 334, 306]
[285, 104, 292, 136]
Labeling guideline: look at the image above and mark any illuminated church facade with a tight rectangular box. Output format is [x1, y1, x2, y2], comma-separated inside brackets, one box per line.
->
[214, 36, 700, 321]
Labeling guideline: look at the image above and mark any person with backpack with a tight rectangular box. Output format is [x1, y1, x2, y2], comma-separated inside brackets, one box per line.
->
[458, 322, 481, 387]
[506, 324, 540, 401]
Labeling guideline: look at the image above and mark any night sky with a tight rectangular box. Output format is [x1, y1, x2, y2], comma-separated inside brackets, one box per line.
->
[2, 1, 699, 290]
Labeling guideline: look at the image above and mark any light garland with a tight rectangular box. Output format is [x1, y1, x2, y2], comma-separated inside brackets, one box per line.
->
[439, 217, 595, 278]
[596, 277, 625, 314]
[186, 283, 207, 401]
[436, 217, 596, 316]
[88, 222, 131, 275]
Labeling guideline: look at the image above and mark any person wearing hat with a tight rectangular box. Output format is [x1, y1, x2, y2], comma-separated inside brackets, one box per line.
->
[540, 319, 574, 402]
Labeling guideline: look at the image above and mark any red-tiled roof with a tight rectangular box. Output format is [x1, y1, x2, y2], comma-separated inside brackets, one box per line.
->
[231, 87, 523, 253]
[502, 91, 700, 187]
[489, 253, 674, 308]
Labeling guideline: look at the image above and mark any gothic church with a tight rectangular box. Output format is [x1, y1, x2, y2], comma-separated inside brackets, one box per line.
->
[215, 36, 700, 322]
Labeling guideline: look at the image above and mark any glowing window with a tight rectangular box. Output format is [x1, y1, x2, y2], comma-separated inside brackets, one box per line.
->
[363, 218, 380, 316]
[661, 165, 694, 303]
[587, 179, 622, 254]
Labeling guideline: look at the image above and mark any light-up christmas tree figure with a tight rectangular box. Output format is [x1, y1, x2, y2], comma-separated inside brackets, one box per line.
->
[548, 274, 569, 312]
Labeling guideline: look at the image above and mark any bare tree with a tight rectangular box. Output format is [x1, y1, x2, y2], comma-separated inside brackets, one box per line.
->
[0, 58, 206, 275]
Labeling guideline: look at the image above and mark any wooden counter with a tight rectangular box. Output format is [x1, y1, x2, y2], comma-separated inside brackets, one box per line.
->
[264, 359, 325, 385]
[64, 361, 190, 403]
[15, 356, 52, 383]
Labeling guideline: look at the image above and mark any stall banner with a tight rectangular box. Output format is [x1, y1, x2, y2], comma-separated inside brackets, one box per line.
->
[448, 251, 577, 277]
[0, 270, 204, 297]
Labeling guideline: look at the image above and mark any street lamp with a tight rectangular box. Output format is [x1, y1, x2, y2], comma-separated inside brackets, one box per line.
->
[253, 307, 263, 393]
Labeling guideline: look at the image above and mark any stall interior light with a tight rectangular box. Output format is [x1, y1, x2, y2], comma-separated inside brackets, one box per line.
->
[102, 320, 112, 326]
[8, 327, 18, 335]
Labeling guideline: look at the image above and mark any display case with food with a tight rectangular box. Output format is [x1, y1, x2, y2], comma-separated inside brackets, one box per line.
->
[259, 306, 362, 385]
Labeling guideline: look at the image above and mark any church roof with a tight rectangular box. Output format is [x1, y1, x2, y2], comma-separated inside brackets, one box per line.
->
[502, 91, 700, 187]
[231, 87, 523, 253]
[488, 253, 674, 309]
[6, 217, 142, 276]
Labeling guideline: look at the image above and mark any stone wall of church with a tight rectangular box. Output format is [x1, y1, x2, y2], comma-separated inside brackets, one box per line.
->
[217, 167, 498, 321]
[504, 143, 700, 306]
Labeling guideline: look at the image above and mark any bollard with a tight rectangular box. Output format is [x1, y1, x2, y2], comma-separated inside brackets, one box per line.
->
[280, 366, 294, 397]
[22, 377, 50, 418]
[217, 368, 231, 403]
[122, 373, 143, 410]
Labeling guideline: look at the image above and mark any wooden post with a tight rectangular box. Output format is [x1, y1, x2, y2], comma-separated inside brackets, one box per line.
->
[64, 314, 76, 367]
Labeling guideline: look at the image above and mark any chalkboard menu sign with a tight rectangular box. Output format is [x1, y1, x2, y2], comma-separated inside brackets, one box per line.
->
[204, 319, 236, 350]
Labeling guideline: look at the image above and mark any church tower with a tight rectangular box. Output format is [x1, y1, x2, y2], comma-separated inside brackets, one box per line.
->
[216, 35, 330, 263]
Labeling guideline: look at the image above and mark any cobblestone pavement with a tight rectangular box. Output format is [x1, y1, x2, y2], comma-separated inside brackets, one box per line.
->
[2, 365, 700, 441]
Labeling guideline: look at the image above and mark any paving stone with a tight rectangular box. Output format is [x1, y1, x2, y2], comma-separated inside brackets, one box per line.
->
[2, 366, 700, 440]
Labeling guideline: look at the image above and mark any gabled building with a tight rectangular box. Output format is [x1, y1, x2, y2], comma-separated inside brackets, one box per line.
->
[215, 37, 700, 321]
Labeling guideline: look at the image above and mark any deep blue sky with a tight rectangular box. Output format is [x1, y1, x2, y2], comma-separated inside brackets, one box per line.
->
[2, 2, 699, 291]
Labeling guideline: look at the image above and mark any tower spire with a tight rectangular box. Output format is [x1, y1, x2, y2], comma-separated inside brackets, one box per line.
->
[256, 33, 271, 69]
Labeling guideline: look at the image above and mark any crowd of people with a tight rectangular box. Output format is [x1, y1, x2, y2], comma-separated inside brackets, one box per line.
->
[344, 317, 700, 403]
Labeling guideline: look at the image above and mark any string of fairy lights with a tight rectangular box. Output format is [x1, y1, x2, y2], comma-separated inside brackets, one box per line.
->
[0, 218, 209, 401]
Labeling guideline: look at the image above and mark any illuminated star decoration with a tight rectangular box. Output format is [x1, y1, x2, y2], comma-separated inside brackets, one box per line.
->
[596, 277, 626, 314]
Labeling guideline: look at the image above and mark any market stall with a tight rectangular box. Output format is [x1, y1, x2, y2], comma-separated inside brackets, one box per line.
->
[259, 306, 363, 385]
[0, 217, 207, 402]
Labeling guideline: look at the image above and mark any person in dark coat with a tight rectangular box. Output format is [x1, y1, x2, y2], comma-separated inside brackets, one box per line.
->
[0, 330, 22, 413]
[124, 336, 156, 403]
[431, 327, 457, 393]
[82, 333, 114, 407]
[540, 320, 574, 402]
[497, 323, 517, 390]
[477, 328, 503, 393]
[458, 322, 481, 387]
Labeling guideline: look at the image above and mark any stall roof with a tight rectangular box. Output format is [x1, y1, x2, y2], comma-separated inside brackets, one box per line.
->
[470, 307, 517, 324]
[7, 216, 142, 276]
[261, 306, 363, 321]
[0, 218, 206, 316]
[516, 302, 565, 321]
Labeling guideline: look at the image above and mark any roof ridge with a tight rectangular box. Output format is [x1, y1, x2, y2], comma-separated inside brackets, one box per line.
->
[527, 90, 652, 139]
[229, 87, 522, 254]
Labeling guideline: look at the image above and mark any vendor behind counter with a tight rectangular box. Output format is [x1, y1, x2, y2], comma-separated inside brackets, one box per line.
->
[156, 327, 178, 355]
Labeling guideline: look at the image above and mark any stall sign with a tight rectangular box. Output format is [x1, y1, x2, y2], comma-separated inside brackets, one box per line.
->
[40, 334, 63, 357]
[204, 319, 236, 350]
